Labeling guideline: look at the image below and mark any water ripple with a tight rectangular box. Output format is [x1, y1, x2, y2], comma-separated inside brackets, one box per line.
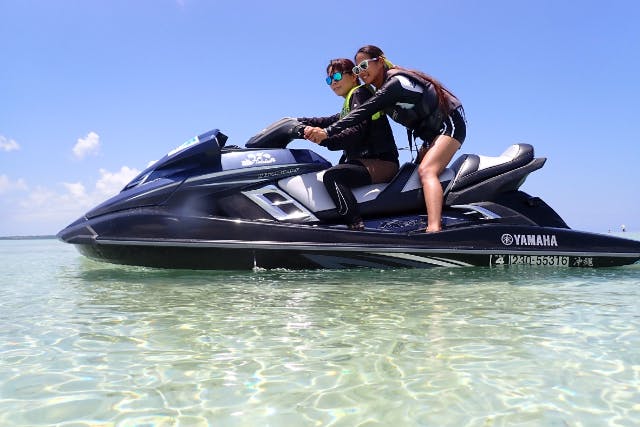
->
[1, 240, 639, 426]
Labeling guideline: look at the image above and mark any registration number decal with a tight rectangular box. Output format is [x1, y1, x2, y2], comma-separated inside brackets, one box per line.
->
[491, 254, 571, 267]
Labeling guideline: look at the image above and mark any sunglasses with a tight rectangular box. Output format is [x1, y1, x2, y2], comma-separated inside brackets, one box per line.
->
[325, 71, 350, 85]
[352, 57, 379, 75]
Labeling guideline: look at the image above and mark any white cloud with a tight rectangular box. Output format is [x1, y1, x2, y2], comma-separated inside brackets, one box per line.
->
[0, 174, 28, 194]
[0, 165, 140, 236]
[72, 131, 100, 159]
[63, 182, 87, 198]
[95, 166, 140, 196]
[19, 186, 58, 209]
[0, 135, 20, 152]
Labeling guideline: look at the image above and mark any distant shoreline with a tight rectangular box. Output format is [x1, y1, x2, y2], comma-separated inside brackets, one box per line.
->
[0, 235, 57, 240]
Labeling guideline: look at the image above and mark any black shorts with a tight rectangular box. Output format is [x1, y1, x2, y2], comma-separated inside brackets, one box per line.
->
[438, 106, 467, 144]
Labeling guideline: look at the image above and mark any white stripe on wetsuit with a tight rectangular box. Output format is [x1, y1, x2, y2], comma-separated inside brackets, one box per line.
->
[441, 113, 456, 137]
[334, 183, 349, 216]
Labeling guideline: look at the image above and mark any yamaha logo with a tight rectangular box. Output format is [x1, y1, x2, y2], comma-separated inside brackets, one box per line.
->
[501, 234, 514, 245]
[501, 233, 558, 247]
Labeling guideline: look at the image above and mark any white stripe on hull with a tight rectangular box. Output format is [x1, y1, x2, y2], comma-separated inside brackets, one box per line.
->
[369, 252, 473, 267]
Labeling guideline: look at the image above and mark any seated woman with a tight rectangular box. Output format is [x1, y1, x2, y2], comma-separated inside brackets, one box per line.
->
[298, 58, 398, 230]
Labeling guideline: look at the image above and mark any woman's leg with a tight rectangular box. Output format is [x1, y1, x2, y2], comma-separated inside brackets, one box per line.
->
[417, 135, 461, 232]
[322, 163, 372, 229]
[359, 159, 399, 184]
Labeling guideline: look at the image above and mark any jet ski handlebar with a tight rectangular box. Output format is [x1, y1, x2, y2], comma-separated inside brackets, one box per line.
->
[245, 117, 306, 149]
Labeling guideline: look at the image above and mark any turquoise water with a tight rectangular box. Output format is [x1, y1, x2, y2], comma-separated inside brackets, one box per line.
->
[1, 237, 639, 426]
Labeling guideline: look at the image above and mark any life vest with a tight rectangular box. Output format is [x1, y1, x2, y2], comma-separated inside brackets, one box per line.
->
[385, 68, 462, 146]
[341, 85, 382, 121]
[338, 85, 396, 163]
[386, 69, 461, 116]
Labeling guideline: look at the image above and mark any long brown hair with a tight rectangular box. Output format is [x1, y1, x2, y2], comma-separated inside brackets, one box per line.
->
[355, 45, 457, 114]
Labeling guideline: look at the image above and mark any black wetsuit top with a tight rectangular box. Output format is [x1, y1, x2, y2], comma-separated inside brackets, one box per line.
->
[298, 85, 398, 164]
[325, 70, 462, 142]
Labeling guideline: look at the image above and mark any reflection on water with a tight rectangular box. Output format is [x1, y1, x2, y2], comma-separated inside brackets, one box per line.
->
[0, 240, 639, 426]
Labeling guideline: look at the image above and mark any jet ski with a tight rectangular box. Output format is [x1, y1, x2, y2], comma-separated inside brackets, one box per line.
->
[57, 118, 640, 269]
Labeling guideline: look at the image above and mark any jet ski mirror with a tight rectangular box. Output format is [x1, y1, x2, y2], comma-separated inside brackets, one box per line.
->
[245, 117, 306, 149]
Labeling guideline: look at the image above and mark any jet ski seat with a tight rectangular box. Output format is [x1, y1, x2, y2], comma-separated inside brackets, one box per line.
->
[373, 143, 535, 201]
[443, 143, 543, 205]
[446, 143, 534, 192]
[278, 144, 536, 216]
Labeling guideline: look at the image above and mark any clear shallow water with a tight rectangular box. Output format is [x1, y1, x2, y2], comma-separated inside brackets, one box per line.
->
[1, 238, 639, 426]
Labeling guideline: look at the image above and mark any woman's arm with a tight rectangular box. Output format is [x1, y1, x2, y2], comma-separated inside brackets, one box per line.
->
[297, 113, 340, 128]
[325, 78, 403, 136]
[320, 121, 368, 151]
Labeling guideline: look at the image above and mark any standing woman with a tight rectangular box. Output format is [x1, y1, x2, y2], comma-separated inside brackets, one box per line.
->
[305, 45, 466, 233]
[298, 58, 398, 230]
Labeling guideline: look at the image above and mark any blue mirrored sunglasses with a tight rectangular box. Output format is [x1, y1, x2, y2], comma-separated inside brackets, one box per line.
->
[326, 71, 349, 85]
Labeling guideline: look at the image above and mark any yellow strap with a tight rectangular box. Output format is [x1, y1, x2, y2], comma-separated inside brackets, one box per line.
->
[343, 85, 383, 120]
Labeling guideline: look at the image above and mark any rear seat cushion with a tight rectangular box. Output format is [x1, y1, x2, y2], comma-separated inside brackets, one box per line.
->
[448, 144, 534, 190]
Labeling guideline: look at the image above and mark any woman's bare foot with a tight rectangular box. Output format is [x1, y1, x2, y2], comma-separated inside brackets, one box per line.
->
[349, 220, 365, 231]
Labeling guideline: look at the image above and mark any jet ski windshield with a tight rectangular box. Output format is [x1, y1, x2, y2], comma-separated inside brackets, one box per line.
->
[123, 129, 227, 191]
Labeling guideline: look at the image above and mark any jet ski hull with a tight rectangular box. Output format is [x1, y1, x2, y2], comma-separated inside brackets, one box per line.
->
[60, 210, 640, 269]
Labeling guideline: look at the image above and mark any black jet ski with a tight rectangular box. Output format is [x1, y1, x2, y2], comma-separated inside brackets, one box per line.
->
[57, 118, 640, 269]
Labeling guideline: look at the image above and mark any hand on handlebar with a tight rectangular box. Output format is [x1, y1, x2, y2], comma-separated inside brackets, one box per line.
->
[303, 126, 328, 144]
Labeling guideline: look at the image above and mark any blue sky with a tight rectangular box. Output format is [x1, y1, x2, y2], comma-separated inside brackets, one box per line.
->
[1, 0, 639, 236]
